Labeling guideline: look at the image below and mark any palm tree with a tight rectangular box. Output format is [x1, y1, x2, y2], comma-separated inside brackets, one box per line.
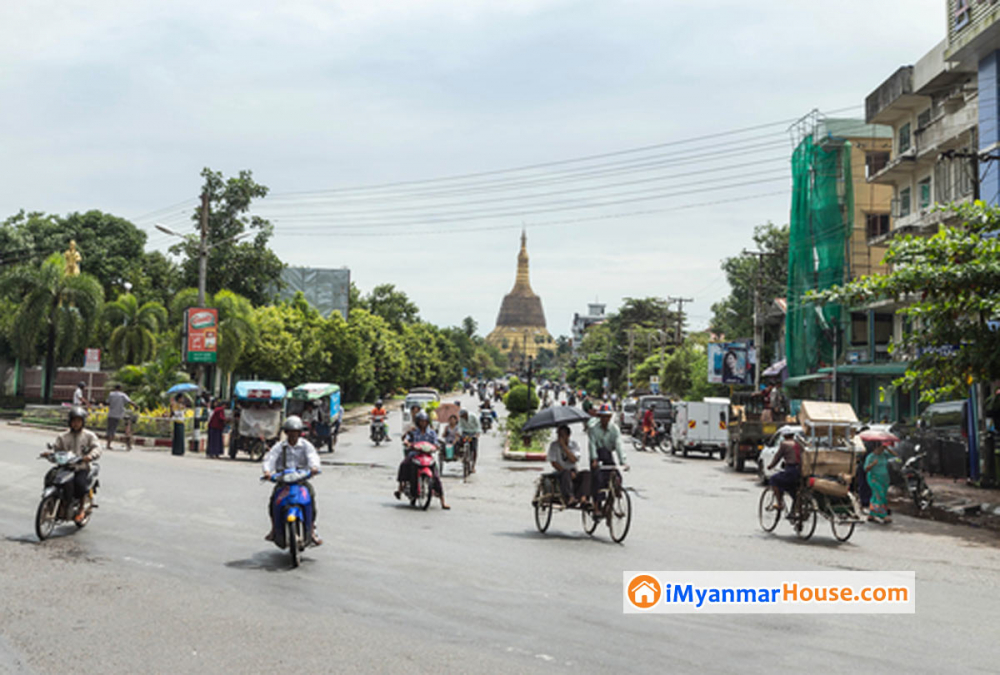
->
[0, 253, 104, 403]
[170, 288, 256, 388]
[113, 350, 191, 411]
[104, 293, 168, 366]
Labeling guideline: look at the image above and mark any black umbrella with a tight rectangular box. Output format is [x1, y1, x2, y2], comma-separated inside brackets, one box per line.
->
[521, 405, 591, 433]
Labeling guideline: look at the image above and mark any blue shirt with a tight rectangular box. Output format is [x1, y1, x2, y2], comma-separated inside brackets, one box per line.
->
[406, 427, 438, 447]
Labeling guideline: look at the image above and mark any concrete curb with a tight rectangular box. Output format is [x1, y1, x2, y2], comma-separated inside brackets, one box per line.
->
[503, 450, 547, 461]
[8, 420, 204, 451]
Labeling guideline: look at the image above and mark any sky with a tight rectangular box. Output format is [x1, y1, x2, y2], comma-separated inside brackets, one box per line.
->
[0, 0, 947, 337]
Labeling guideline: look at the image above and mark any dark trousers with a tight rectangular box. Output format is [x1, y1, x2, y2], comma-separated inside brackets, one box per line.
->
[591, 448, 619, 502]
[172, 422, 185, 455]
[398, 453, 443, 497]
[72, 469, 91, 500]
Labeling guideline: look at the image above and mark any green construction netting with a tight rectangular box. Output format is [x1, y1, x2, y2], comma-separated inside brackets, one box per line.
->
[786, 134, 852, 377]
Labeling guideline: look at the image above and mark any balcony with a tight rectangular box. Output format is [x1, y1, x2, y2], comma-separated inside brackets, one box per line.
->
[913, 100, 977, 159]
[866, 66, 929, 125]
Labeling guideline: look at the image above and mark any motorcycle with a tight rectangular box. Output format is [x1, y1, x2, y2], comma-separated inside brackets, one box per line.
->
[263, 468, 318, 568]
[35, 445, 100, 541]
[402, 441, 438, 510]
[631, 421, 670, 453]
[370, 416, 389, 446]
[889, 446, 934, 512]
[480, 409, 495, 432]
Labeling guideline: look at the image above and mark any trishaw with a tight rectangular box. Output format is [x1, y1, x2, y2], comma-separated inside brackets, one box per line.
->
[287, 382, 342, 453]
[434, 402, 475, 481]
[758, 401, 864, 542]
[229, 381, 287, 461]
[532, 466, 632, 543]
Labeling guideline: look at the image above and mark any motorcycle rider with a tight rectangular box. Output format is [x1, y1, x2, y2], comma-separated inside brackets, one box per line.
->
[262, 416, 322, 546]
[370, 399, 388, 440]
[458, 409, 481, 472]
[640, 405, 657, 450]
[396, 411, 449, 509]
[43, 406, 101, 523]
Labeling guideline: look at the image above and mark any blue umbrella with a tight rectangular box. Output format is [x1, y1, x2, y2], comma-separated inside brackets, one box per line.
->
[166, 383, 202, 395]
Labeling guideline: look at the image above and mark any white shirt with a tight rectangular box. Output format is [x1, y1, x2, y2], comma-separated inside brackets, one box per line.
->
[72, 388, 86, 406]
[547, 439, 581, 471]
[262, 438, 321, 474]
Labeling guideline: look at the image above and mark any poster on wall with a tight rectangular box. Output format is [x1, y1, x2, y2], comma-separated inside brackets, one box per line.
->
[707, 342, 755, 385]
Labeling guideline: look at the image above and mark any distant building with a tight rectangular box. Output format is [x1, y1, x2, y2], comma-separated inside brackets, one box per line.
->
[486, 231, 553, 362]
[571, 303, 606, 348]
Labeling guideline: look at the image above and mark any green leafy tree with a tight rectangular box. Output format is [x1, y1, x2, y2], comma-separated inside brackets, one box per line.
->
[504, 383, 539, 414]
[811, 202, 1000, 402]
[362, 283, 420, 329]
[461, 316, 478, 338]
[171, 168, 285, 306]
[129, 251, 182, 307]
[103, 294, 168, 366]
[0, 254, 104, 402]
[0, 209, 147, 299]
[347, 308, 407, 401]
[709, 222, 788, 344]
[112, 350, 191, 411]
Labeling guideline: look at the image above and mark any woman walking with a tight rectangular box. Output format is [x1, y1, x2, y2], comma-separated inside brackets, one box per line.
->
[864, 443, 892, 524]
[207, 400, 226, 458]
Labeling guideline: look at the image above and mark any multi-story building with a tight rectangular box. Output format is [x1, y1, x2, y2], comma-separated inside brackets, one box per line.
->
[859, 39, 978, 422]
[571, 303, 606, 349]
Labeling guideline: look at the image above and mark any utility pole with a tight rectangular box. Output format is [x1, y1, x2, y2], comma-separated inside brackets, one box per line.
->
[742, 249, 781, 390]
[198, 191, 209, 307]
[626, 328, 634, 393]
[667, 297, 693, 345]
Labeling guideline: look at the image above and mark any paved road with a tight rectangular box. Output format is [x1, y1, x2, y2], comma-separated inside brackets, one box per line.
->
[1, 392, 1000, 673]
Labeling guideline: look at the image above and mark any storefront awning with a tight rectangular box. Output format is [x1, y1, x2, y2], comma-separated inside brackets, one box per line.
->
[783, 373, 832, 388]
[817, 362, 910, 376]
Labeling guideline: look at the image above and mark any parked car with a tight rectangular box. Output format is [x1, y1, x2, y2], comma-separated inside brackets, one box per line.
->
[912, 400, 969, 478]
[671, 397, 729, 458]
[619, 398, 638, 433]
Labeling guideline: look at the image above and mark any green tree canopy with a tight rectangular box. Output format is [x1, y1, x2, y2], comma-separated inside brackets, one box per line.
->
[359, 283, 420, 329]
[811, 202, 1000, 401]
[171, 168, 285, 306]
[103, 293, 168, 366]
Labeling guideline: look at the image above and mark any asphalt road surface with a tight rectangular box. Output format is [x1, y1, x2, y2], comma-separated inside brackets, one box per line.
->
[1, 392, 999, 674]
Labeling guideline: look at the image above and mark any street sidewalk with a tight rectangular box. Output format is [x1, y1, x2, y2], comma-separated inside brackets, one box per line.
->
[891, 475, 1000, 533]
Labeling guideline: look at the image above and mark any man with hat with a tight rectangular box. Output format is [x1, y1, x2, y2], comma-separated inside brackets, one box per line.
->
[587, 403, 628, 513]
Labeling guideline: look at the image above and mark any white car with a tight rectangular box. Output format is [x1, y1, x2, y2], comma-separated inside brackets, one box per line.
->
[619, 399, 638, 433]
[757, 425, 802, 480]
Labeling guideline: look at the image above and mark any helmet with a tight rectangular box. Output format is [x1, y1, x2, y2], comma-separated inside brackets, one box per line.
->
[68, 406, 88, 423]
[597, 403, 614, 416]
[283, 416, 305, 432]
[78, 381, 87, 389]
[415, 411, 429, 423]
[375, 399, 383, 407]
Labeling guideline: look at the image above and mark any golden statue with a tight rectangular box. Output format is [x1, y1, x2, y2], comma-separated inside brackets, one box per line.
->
[64, 240, 81, 276]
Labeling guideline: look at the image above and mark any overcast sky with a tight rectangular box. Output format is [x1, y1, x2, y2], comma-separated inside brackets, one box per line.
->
[0, 0, 946, 336]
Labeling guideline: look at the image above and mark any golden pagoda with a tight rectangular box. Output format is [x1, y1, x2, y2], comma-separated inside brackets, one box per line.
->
[486, 230, 553, 360]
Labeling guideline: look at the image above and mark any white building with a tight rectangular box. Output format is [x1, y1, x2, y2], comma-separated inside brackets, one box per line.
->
[571, 303, 606, 348]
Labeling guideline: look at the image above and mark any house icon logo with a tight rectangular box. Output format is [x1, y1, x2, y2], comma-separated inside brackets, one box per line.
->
[627, 575, 662, 609]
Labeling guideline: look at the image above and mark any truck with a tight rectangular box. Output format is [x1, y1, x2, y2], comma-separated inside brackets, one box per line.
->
[725, 391, 787, 473]
[671, 397, 730, 459]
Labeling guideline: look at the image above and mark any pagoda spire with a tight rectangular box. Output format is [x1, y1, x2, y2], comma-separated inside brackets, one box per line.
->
[514, 229, 532, 293]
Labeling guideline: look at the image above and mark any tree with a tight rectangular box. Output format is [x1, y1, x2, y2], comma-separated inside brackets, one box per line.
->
[171, 168, 285, 306]
[103, 293, 168, 366]
[0, 209, 147, 299]
[112, 350, 191, 411]
[347, 308, 407, 401]
[461, 315, 478, 338]
[811, 201, 1000, 402]
[129, 251, 182, 307]
[709, 222, 789, 343]
[362, 283, 420, 329]
[0, 254, 104, 402]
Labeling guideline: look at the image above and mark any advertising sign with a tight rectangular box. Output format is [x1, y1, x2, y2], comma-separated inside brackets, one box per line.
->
[183, 308, 218, 364]
[83, 349, 101, 373]
[707, 342, 755, 385]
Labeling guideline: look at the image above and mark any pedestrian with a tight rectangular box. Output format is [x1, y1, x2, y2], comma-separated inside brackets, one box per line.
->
[207, 399, 227, 458]
[73, 381, 89, 408]
[864, 442, 893, 524]
[105, 383, 135, 450]
[170, 393, 186, 455]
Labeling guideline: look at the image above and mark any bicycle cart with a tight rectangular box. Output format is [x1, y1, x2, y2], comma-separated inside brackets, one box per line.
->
[438, 436, 476, 482]
[287, 382, 342, 453]
[229, 381, 287, 461]
[759, 401, 864, 542]
[532, 466, 632, 543]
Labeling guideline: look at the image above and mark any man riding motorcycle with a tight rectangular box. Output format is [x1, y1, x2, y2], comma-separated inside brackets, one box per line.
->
[42, 406, 100, 523]
[262, 416, 322, 546]
[395, 411, 449, 509]
[640, 404, 657, 449]
[370, 399, 389, 440]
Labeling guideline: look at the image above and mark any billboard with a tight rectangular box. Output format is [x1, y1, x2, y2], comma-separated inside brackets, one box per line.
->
[278, 267, 351, 319]
[183, 308, 218, 364]
[707, 342, 755, 385]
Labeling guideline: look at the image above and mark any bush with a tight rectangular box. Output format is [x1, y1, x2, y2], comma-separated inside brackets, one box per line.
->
[503, 384, 538, 415]
[504, 412, 550, 452]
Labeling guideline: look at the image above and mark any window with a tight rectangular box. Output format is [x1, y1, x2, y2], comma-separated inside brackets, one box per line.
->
[917, 108, 932, 130]
[866, 213, 890, 240]
[898, 123, 911, 154]
[919, 177, 932, 209]
[851, 312, 867, 346]
[874, 314, 893, 345]
[866, 151, 890, 178]
[899, 187, 911, 217]
[955, 0, 971, 30]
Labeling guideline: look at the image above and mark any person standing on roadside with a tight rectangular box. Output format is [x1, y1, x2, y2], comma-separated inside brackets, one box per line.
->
[170, 394, 186, 455]
[73, 381, 89, 408]
[207, 399, 227, 458]
[105, 384, 135, 450]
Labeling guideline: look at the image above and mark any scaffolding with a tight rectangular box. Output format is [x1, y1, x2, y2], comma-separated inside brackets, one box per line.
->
[786, 111, 853, 378]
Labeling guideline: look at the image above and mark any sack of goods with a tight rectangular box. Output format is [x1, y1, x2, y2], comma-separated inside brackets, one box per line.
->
[808, 476, 850, 498]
